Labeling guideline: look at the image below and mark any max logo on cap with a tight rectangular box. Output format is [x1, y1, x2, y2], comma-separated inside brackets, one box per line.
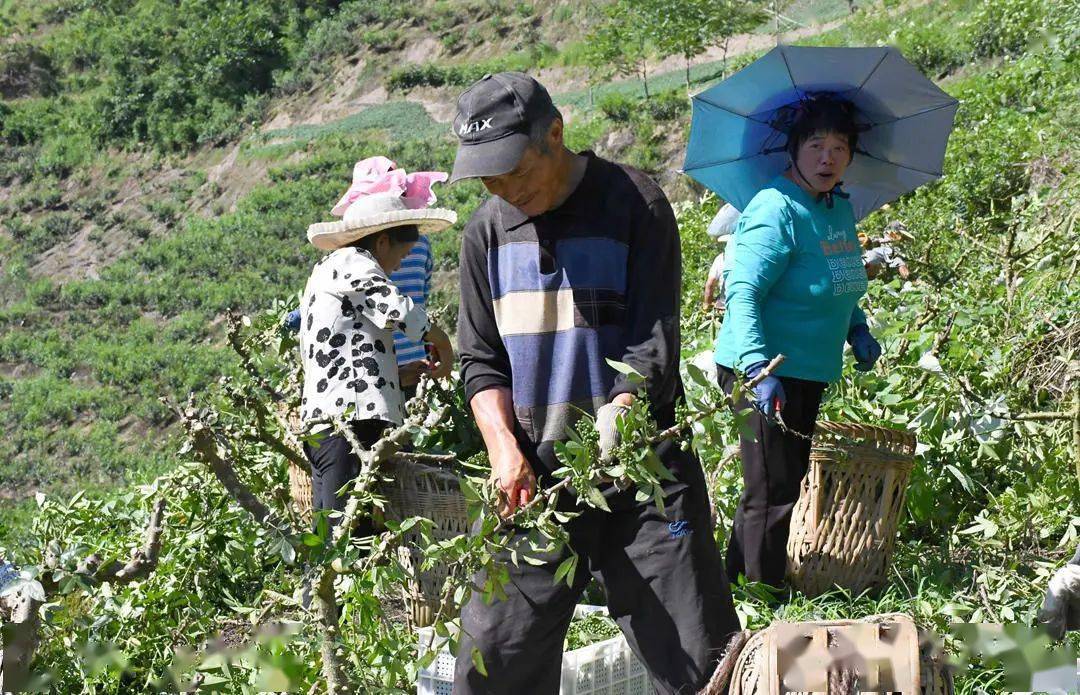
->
[459, 118, 493, 136]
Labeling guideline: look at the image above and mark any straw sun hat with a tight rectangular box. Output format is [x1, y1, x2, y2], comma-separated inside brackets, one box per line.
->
[306, 156, 457, 251]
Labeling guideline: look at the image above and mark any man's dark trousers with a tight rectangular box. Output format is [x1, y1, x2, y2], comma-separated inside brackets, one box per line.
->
[716, 365, 826, 587]
[452, 444, 740, 695]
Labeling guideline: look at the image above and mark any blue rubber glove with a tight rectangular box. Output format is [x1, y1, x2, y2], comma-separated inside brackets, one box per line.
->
[744, 360, 786, 418]
[283, 308, 301, 332]
[848, 323, 881, 372]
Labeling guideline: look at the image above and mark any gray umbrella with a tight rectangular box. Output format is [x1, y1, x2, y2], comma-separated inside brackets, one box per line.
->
[683, 45, 959, 220]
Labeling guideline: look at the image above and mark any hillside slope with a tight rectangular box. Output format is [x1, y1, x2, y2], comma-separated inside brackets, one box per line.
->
[0, 0, 852, 524]
[1, 0, 1076, 554]
[0, 0, 1078, 690]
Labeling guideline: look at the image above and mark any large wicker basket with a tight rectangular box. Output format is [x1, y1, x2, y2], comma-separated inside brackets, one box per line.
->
[728, 614, 952, 694]
[288, 456, 314, 523]
[786, 421, 917, 597]
[381, 460, 470, 627]
[286, 455, 469, 627]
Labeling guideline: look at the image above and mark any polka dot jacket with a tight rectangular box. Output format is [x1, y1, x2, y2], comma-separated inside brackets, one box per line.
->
[299, 247, 429, 428]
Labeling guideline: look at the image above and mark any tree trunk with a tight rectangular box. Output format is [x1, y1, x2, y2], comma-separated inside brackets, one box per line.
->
[1073, 385, 1080, 488]
[685, 54, 691, 90]
[774, 0, 781, 45]
[0, 591, 41, 693]
[315, 569, 351, 695]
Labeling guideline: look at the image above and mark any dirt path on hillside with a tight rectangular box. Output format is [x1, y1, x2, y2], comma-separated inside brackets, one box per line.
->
[651, 19, 847, 80]
[533, 18, 847, 105]
[270, 16, 848, 130]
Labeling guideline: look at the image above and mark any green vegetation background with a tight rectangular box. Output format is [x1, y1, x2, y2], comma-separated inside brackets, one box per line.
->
[0, 0, 1078, 689]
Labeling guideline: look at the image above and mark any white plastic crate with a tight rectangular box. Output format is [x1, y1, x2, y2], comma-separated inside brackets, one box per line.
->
[417, 627, 457, 695]
[417, 606, 649, 695]
[559, 634, 649, 695]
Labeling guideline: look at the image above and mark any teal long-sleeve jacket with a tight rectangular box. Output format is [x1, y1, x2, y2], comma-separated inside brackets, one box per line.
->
[713, 175, 868, 384]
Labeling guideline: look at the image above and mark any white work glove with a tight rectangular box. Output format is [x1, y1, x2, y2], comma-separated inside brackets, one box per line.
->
[1038, 563, 1080, 640]
[595, 403, 630, 464]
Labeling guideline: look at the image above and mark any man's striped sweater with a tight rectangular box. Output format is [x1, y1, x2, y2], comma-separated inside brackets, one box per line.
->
[457, 152, 686, 478]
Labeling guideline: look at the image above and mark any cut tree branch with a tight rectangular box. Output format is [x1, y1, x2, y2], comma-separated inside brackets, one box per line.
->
[169, 397, 292, 534]
[40, 498, 166, 594]
[396, 451, 458, 465]
[1005, 411, 1073, 421]
[903, 312, 957, 400]
[224, 385, 309, 470]
[492, 356, 790, 531]
[226, 311, 286, 403]
[0, 585, 41, 693]
[5, 499, 167, 692]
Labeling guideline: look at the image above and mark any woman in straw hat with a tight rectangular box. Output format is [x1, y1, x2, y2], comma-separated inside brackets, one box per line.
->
[299, 156, 456, 530]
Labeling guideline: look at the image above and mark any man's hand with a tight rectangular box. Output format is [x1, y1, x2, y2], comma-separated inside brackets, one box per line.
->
[703, 277, 719, 312]
[489, 441, 537, 518]
[596, 400, 631, 463]
[848, 323, 882, 372]
[1039, 563, 1080, 640]
[423, 325, 455, 379]
[470, 387, 536, 519]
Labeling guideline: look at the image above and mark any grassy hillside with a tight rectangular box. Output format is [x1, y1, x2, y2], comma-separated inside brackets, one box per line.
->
[0, 0, 1074, 523]
[0, 0, 587, 537]
[0, 0, 1078, 688]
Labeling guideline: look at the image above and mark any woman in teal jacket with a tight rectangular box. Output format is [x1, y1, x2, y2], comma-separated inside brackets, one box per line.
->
[715, 96, 881, 586]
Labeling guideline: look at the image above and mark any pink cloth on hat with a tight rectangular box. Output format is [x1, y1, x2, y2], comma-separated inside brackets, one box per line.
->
[331, 156, 449, 216]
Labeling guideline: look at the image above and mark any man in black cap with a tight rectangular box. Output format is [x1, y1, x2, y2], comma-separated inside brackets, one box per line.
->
[450, 71, 741, 694]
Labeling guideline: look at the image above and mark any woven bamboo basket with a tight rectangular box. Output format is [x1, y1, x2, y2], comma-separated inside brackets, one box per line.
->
[286, 448, 469, 628]
[288, 457, 314, 523]
[786, 421, 917, 597]
[728, 614, 952, 694]
[381, 460, 470, 627]
[280, 403, 315, 524]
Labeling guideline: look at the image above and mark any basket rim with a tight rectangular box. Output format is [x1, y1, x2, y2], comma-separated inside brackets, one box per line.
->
[815, 419, 917, 451]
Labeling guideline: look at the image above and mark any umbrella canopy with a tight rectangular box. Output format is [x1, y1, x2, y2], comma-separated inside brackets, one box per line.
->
[683, 45, 959, 221]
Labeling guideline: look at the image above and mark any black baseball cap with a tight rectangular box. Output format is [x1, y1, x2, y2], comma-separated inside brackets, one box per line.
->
[449, 71, 559, 183]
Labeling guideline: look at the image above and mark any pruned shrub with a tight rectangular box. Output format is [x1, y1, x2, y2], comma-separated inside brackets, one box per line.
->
[597, 92, 635, 122]
[970, 0, 1048, 58]
[646, 90, 689, 122]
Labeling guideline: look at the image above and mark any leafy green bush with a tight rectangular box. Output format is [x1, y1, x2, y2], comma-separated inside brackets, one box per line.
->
[35, 131, 93, 178]
[0, 143, 37, 184]
[970, 0, 1048, 58]
[893, 21, 969, 77]
[361, 27, 401, 54]
[385, 51, 541, 91]
[275, 1, 411, 93]
[646, 89, 689, 121]
[386, 62, 494, 91]
[0, 41, 57, 98]
[9, 211, 81, 254]
[440, 28, 465, 53]
[3, 181, 63, 214]
[597, 92, 635, 122]
[36, 1, 336, 149]
[0, 97, 62, 146]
